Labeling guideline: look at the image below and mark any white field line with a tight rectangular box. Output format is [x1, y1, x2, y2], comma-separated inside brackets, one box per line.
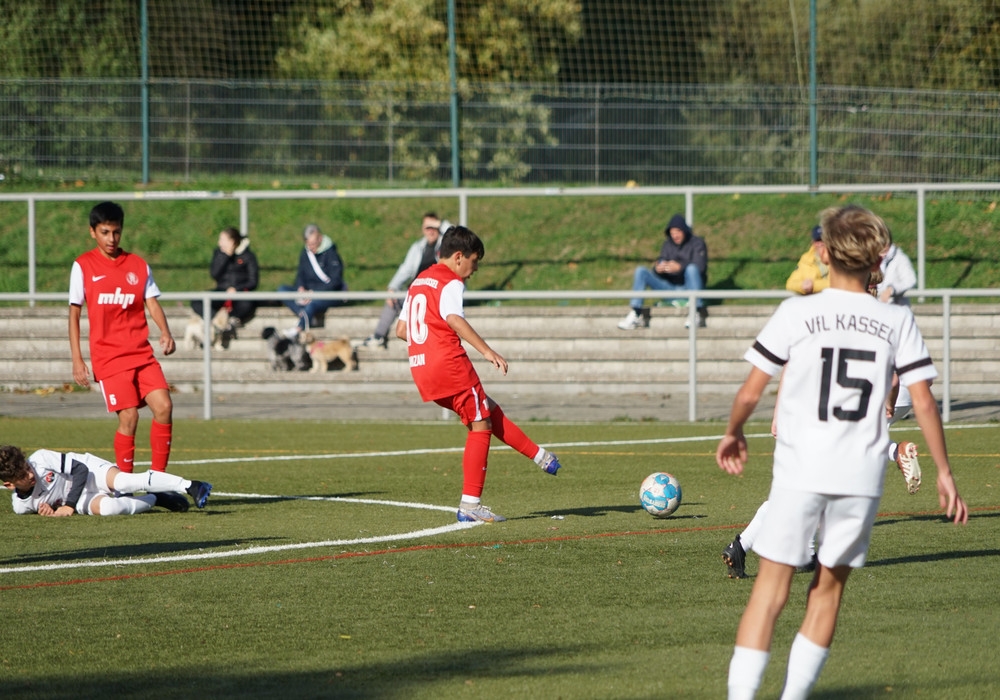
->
[159, 423, 996, 469]
[161, 432, 759, 467]
[0, 515, 480, 575]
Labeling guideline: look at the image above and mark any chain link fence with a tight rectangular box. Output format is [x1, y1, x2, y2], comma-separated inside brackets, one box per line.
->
[3, 80, 999, 185]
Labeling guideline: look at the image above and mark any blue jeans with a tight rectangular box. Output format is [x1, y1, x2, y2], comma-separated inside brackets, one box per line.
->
[278, 284, 346, 330]
[629, 264, 704, 309]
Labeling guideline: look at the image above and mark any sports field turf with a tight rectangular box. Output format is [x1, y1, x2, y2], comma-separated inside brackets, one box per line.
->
[1, 416, 997, 699]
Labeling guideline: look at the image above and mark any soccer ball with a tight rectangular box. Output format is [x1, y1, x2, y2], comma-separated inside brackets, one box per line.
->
[639, 472, 682, 518]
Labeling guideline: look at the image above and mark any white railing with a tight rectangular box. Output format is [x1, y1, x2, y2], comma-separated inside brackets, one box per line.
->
[3, 288, 997, 423]
[4, 181, 1000, 299]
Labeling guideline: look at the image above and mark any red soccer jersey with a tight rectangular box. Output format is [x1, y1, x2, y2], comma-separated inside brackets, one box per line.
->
[69, 249, 160, 381]
[400, 262, 480, 401]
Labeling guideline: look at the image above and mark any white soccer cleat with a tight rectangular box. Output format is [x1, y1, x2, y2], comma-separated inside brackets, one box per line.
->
[896, 441, 922, 494]
[457, 503, 507, 523]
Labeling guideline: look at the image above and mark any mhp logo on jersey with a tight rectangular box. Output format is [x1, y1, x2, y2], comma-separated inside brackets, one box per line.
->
[97, 287, 136, 308]
[44, 472, 56, 484]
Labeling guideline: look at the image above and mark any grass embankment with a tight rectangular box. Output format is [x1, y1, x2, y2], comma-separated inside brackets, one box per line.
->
[1, 183, 997, 299]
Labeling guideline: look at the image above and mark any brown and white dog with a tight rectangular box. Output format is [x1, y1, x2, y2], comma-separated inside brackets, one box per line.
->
[301, 332, 358, 372]
[184, 306, 234, 350]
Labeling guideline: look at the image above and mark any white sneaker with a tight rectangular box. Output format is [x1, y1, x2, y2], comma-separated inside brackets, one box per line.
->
[896, 441, 922, 494]
[362, 335, 388, 350]
[617, 309, 649, 330]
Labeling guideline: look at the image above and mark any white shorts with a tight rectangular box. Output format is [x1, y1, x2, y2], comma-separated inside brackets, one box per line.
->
[70, 453, 117, 515]
[752, 485, 880, 569]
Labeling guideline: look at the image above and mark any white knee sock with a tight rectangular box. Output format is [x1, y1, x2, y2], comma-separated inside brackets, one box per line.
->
[780, 633, 829, 700]
[728, 645, 770, 700]
[740, 501, 770, 549]
[114, 470, 191, 494]
[99, 494, 156, 516]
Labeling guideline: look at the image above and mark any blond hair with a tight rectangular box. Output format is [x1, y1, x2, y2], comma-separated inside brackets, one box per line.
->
[819, 205, 890, 275]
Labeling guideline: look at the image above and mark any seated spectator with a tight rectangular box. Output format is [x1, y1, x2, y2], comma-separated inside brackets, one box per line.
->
[785, 225, 829, 295]
[618, 213, 708, 330]
[191, 226, 258, 328]
[278, 223, 347, 334]
[361, 211, 451, 350]
[876, 230, 917, 305]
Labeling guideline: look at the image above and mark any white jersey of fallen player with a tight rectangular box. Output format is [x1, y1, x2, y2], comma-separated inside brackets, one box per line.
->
[11, 450, 115, 515]
[747, 288, 936, 497]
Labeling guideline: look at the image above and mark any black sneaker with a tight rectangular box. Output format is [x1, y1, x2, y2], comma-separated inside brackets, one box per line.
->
[154, 492, 190, 512]
[186, 481, 213, 509]
[722, 535, 748, 579]
[685, 307, 708, 329]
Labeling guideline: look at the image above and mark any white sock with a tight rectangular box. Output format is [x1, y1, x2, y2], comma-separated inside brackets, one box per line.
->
[99, 494, 156, 516]
[728, 645, 770, 700]
[780, 633, 829, 700]
[740, 501, 770, 550]
[532, 447, 546, 464]
[888, 441, 899, 462]
[460, 496, 480, 507]
[114, 470, 191, 494]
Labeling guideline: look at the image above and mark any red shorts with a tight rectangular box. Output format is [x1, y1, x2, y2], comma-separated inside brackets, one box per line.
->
[434, 381, 492, 426]
[98, 362, 169, 413]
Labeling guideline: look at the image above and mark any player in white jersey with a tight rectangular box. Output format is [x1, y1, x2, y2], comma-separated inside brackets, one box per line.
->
[0, 445, 212, 516]
[721, 270, 925, 580]
[715, 205, 967, 700]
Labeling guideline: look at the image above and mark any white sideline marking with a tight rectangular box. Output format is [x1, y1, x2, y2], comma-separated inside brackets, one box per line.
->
[161, 423, 997, 469]
[162, 433, 747, 467]
[220, 492, 460, 513]
[0, 502, 480, 575]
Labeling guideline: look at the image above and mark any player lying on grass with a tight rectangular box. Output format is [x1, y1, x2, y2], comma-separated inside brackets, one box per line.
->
[396, 225, 561, 523]
[715, 204, 967, 700]
[0, 445, 212, 516]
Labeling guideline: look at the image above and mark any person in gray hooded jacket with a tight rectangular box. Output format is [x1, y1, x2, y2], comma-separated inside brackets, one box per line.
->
[361, 212, 451, 350]
[618, 213, 708, 330]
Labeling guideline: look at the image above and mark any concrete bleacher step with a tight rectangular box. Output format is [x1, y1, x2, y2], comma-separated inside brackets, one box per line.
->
[1, 302, 998, 396]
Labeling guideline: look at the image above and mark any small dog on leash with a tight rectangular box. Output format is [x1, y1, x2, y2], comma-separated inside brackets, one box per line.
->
[261, 326, 311, 371]
[184, 307, 235, 350]
[301, 332, 358, 372]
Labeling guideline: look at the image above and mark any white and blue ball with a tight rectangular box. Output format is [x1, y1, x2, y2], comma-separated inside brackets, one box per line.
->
[639, 472, 682, 518]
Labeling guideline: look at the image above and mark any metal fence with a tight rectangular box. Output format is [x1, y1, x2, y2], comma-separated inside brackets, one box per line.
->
[2, 287, 995, 424]
[3, 80, 1000, 185]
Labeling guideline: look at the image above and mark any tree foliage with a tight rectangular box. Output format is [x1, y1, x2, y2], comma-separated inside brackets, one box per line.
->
[699, 0, 1000, 90]
[275, 0, 580, 181]
[276, 0, 580, 83]
[0, 0, 138, 78]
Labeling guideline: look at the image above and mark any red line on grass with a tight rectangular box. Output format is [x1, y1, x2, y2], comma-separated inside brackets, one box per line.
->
[4, 505, 995, 592]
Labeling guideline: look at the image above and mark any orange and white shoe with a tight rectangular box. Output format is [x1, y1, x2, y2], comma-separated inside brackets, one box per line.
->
[896, 441, 922, 495]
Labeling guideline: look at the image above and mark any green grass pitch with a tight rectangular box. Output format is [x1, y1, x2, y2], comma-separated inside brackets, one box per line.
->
[1, 416, 997, 699]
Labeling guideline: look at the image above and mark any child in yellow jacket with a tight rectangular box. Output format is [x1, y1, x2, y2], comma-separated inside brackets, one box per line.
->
[785, 226, 829, 295]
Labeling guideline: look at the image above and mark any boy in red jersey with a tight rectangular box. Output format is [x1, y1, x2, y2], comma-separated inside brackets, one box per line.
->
[396, 225, 562, 523]
[69, 202, 176, 473]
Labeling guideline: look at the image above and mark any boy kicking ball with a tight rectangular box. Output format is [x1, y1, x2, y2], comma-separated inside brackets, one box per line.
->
[1, 444, 212, 516]
[715, 204, 967, 699]
[396, 225, 561, 523]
